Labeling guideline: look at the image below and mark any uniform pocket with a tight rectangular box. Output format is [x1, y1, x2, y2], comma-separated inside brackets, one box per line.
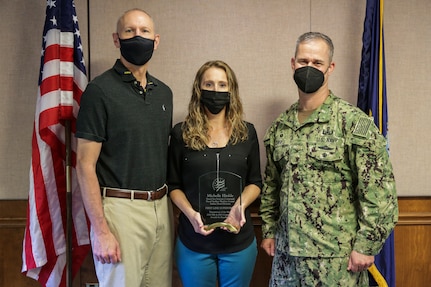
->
[307, 140, 344, 162]
[304, 138, 346, 183]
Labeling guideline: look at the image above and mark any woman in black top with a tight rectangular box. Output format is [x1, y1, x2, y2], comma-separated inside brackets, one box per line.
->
[168, 60, 262, 287]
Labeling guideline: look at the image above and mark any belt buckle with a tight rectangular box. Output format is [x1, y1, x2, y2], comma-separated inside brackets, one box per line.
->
[147, 191, 152, 201]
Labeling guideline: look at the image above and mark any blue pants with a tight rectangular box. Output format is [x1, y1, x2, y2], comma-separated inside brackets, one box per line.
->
[175, 237, 257, 287]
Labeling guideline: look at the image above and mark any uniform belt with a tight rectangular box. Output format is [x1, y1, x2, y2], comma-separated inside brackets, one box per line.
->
[101, 184, 167, 201]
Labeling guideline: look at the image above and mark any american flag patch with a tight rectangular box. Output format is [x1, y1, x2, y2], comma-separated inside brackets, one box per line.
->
[353, 117, 373, 137]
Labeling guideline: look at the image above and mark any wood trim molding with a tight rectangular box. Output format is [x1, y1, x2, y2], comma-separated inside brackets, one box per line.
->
[398, 212, 431, 225]
[5, 212, 429, 227]
[0, 218, 26, 228]
[0, 200, 27, 228]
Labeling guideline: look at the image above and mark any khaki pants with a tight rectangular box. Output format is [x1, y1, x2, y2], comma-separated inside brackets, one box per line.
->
[91, 195, 174, 287]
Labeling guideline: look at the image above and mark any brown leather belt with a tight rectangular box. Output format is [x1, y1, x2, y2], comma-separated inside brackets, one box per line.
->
[101, 184, 167, 201]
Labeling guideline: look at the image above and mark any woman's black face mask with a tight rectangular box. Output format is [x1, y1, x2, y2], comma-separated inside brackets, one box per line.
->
[200, 90, 231, 114]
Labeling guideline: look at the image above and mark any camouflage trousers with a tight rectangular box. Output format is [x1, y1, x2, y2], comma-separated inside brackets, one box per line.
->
[269, 217, 369, 287]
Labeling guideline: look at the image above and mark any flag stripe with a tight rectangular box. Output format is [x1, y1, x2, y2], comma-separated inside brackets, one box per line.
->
[44, 43, 61, 62]
[40, 75, 61, 97]
[22, 1, 90, 286]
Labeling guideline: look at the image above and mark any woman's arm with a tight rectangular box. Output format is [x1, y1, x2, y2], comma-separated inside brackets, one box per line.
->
[170, 188, 214, 236]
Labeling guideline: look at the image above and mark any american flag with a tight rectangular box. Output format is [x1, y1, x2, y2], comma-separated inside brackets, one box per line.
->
[22, 0, 90, 286]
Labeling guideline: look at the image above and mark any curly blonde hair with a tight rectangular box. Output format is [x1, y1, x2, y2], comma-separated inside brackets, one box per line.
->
[182, 60, 248, 150]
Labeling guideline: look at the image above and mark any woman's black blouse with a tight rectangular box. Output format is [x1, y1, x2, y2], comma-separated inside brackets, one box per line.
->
[168, 121, 262, 254]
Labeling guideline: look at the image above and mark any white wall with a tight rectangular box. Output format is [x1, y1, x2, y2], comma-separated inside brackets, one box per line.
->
[1, 0, 429, 198]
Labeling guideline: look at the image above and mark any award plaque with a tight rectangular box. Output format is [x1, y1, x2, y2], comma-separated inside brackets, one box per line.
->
[199, 171, 242, 232]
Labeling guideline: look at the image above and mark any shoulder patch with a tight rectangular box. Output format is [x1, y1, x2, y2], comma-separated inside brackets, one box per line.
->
[353, 117, 373, 137]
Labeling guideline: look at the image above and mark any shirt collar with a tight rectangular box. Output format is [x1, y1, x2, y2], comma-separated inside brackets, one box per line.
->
[113, 59, 159, 88]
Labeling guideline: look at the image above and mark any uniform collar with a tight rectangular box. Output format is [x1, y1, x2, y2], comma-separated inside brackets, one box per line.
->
[283, 91, 336, 128]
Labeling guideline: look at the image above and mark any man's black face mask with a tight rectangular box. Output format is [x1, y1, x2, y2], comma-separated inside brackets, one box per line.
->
[119, 35, 154, 66]
[293, 66, 325, 93]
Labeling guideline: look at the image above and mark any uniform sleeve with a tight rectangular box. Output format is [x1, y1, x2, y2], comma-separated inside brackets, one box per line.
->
[349, 116, 399, 255]
[259, 123, 282, 239]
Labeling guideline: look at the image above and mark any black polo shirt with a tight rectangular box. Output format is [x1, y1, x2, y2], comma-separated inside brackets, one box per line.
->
[76, 59, 173, 190]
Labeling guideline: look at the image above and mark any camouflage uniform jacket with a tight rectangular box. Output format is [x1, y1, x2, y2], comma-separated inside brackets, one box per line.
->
[260, 92, 398, 257]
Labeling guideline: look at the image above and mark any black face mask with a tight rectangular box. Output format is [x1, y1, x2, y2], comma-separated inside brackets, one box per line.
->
[200, 90, 230, 114]
[293, 66, 325, 93]
[118, 36, 154, 66]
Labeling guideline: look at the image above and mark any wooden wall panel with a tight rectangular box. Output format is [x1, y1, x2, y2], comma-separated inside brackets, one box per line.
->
[1, 197, 430, 287]
[0, 200, 40, 287]
[395, 197, 431, 287]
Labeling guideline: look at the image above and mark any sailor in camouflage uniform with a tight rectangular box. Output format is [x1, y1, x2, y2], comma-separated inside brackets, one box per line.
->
[259, 32, 398, 287]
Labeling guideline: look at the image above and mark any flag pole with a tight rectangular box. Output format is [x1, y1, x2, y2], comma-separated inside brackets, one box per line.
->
[65, 119, 73, 287]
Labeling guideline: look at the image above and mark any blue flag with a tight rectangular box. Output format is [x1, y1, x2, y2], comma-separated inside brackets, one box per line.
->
[357, 0, 395, 286]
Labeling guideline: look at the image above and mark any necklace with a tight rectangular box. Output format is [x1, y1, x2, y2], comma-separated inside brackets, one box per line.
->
[209, 124, 229, 148]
